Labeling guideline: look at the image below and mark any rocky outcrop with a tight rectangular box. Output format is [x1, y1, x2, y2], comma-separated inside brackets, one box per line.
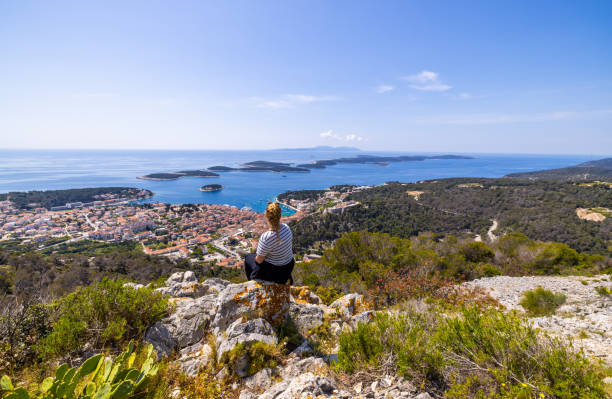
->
[217, 318, 278, 363]
[145, 272, 437, 398]
[212, 280, 291, 332]
[144, 293, 217, 357]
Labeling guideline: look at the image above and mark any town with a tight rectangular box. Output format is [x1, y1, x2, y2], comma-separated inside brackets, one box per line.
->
[0, 185, 370, 268]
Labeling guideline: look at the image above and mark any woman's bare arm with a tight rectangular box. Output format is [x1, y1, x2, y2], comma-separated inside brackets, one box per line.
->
[256, 254, 265, 263]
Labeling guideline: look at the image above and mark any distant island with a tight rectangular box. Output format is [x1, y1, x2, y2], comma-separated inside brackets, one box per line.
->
[208, 161, 310, 173]
[139, 154, 474, 179]
[272, 145, 361, 152]
[505, 157, 612, 181]
[137, 170, 220, 181]
[199, 184, 224, 192]
[296, 154, 474, 169]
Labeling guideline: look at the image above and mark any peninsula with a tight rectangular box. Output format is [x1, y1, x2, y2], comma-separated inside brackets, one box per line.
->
[199, 184, 224, 192]
[505, 158, 612, 181]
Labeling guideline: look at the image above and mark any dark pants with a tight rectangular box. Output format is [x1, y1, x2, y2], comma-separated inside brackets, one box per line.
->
[244, 253, 294, 285]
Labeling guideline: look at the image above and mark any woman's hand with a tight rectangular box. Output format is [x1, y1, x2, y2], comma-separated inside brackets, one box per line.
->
[256, 254, 265, 263]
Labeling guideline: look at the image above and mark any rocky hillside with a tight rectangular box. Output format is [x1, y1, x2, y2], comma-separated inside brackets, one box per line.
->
[143, 271, 425, 399]
[463, 275, 612, 365]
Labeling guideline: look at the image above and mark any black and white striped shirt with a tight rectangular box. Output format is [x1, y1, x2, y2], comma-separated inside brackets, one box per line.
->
[256, 223, 293, 266]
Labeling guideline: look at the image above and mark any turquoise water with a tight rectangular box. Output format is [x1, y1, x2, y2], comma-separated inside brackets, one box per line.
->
[0, 149, 606, 214]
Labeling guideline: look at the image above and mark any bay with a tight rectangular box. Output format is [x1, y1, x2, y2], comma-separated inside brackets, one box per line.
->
[0, 149, 605, 214]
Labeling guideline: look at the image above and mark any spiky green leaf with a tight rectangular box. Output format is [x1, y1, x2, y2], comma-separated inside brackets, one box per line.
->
[40, 377, 53, 393]
[1, 375, 14, 391]
[109, 380, 134, 399]
[78, 354, 104, 378]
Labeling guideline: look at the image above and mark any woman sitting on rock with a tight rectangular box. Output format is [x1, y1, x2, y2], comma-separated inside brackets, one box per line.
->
[244, 202, 294, 285]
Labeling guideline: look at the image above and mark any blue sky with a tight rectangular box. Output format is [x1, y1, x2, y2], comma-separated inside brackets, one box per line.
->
[0, 0, 611, 154]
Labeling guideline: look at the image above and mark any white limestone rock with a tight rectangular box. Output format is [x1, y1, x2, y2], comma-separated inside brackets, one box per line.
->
[216, 317, 278, 361]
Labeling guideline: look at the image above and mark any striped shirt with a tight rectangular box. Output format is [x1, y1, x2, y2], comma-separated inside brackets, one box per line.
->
[256, 223, 293, 266]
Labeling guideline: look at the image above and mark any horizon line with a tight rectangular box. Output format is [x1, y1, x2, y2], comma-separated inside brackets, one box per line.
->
[0, 147, 610, 157]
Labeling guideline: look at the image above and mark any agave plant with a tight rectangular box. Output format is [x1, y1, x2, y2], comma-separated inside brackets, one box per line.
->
[1, 342, 158, 399]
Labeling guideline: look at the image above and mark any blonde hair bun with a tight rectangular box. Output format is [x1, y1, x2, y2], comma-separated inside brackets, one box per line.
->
[265, 202, 282, 235]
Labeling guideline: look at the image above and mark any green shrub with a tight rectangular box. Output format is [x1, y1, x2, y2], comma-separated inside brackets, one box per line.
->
[595, 286, 611, 297]
[36, 279, 168, 359]
[481, 263, 502, 277]
[460, 242, 495, 263]
[1, 342, 161, 399]
[532, 243, 580, 274]
[336, 306, 607, 398]
[337, 311, 443, 382]
[519, 287, 567, 317]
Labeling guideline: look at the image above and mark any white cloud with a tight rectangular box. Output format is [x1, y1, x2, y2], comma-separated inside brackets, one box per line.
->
[376, 85, 394, 94]
[459, 92, 472, 99]
[257, 94, 338, 109]
[402, 70, 452, 91]
[320, 130, 364, 142]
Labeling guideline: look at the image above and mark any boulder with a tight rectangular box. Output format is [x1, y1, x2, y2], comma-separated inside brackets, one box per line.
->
[202, 277, 231, 293]
[211, 280, 291, 332]
[349, 310, 376, 327]
[123, 282, 145, 290]
[178, 342, 213, 376]
[216, 317, 278, 361]
[279, 357, 327, 380]
[288, 301, 324, 336]
[145, 294, 217, 356]
[156, 271, 207, 298]
[290, 286, 322, 305]
[259, 373, 335, 399]
[330, 293, 370, 319]
[244, 367, 274, 390]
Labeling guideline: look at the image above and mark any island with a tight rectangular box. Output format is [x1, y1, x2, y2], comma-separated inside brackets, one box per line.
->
[199, 184, 224, 192]
[207, 161, 310, 173]
[296, 154, 474, 169]
[137, 170, 220, 180]
[140, 154, 474, 179]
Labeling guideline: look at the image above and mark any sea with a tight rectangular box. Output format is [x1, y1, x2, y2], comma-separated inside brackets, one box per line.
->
[0, 149, 607, 214]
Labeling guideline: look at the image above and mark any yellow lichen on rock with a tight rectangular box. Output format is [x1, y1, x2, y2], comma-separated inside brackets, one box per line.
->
[290, 286, 322, 305]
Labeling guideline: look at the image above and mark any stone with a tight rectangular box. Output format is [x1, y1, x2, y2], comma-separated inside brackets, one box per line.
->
[144, 321, 176, 357]
[259, 373, 335, 399]
[178, 342, 213, 376]
[330, 293, 370, 319]
[238, 391, 258, 399]
[202, 277, 231, 293]
[279, 356, 327, 380]
[291, 340, 314, 357]
[155, 271, 208, 298]
[216, 317, 278, 361]
[290, 286, 322, 305]
[350, 310, 375, 327]
[145, 294, 217, 356]
[123, 282, 145, 289]
[211, 280, 291, 332]
[289, 301, 324, 336]
[353, 381, 363, 394]
[415, 393, 433, 399]
[244, 367, 273, 390]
